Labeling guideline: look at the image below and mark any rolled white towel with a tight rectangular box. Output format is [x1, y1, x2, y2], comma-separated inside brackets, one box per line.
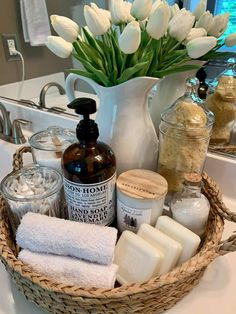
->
[19, 249, 118, 289]
[16, 213, 117, 265]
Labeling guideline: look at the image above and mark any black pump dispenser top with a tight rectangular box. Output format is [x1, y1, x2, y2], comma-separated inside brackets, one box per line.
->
[68, 98, 99, 141]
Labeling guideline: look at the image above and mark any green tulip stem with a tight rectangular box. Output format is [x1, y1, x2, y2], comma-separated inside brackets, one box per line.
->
[168, 41, 181, 54]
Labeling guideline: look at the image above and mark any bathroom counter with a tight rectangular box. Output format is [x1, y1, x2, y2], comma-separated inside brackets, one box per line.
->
[1, 72, 235, 313]
[0, 197, 235, 314]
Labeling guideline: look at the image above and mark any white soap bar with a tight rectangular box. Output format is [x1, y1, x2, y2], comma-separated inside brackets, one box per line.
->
[155, 216, 201, 265]
[138, 224, 183, 275]
[114, 230, 164, 284]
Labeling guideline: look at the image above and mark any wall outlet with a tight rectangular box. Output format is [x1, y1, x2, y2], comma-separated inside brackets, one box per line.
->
[1, 34, 21, 61]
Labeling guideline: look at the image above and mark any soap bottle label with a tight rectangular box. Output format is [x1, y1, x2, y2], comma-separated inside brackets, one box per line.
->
[117, 200, 152, 233]
[63, 173, 116, 225]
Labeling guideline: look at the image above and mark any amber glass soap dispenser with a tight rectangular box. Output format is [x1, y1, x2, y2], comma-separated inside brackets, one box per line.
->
[62, 98, 116, 225]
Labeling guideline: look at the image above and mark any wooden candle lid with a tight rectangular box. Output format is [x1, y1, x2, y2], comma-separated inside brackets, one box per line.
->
[117, 169, 168, 200]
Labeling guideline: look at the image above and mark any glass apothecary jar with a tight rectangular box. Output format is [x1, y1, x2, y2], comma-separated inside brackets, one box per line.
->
[170, 173, 210, 237]
[158, 78, 214, 196]
[29, 126, 77, 172]
[1, 164, 63, 232]
[206, 58, 236, 145]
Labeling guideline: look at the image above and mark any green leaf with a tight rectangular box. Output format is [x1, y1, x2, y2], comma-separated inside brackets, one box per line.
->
[117, 61, 149, 84]
[153, 64, 201, 78]
[68, 69, 103, 85]
[73, 41, 89, 61]
[161, 55, 190, 69]
[82, 27, 105, 58]
[200, 51, 236, 61]
[146, 39, 161, 76]
[140, 29, 150, 50]
[110, 32, 123, 75]
[110, 40, 118, 82]
[78, 41, 105, 71]
[71, 54, 111, 86]
[82, 61, 111, 86]
[163, 50, 185, 61]
[139, 50, 154, 76]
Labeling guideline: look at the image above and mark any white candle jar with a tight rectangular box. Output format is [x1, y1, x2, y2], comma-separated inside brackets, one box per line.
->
[116, 169, 168, 233]
[29, 126, 77, 173]
[1, 164, 63, 233]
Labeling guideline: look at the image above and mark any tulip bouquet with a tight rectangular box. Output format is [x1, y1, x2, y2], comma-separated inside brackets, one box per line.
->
[46, 0, 236, 87]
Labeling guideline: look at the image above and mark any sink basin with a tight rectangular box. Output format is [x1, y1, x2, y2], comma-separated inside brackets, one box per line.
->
[204, 152, 236, 240]
[0, 99, 78, 181]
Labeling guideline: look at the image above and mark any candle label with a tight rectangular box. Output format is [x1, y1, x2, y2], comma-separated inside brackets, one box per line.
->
[117, 200, 152, 233]
[63, 173, 116, 225]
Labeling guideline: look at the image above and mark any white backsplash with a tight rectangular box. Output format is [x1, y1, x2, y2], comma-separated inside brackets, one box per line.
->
[0, 72, 65, 100]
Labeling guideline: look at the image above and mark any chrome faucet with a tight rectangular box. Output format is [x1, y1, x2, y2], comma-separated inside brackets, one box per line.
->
[0, 102, 12, 138]
[0, 115, 3, 133]
[0, 102, 31, 144]
[39, 82, 65, 109]
[11, 119, 31, 144]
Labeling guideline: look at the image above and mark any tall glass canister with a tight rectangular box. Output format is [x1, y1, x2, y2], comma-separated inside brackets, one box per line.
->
[157, 78, 214, 198]
[206, 58, 236, 145]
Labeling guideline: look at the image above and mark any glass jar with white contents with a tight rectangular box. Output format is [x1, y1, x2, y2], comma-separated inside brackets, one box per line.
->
[29, 126, 77, 173]
[170, 173, 210, 237]
[116, 169, 168, 233]
[1, 164, 63, 233]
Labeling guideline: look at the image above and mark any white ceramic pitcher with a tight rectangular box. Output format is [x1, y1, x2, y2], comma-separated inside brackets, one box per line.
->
[65, 74, 159, 175]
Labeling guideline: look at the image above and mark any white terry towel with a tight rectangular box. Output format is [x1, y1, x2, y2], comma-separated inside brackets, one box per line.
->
[16, 213, 118, 265]
[19, 249, 118, 289]
[20, 0, 51, 46]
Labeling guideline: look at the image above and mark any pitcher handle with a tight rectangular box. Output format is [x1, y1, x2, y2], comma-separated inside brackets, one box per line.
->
[65, 73, 101, 102]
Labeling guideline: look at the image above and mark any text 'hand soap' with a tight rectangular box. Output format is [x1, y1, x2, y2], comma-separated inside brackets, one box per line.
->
[62, 98, 116, 225]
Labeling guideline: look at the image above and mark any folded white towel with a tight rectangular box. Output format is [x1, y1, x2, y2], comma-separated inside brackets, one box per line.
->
[20, 0, 51, 46]
[19, 249, 118, 289]
[16, 213, 118, 265]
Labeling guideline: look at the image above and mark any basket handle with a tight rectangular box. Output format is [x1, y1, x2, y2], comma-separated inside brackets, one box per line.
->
[218, 233, 236, 255]
[12, 146, 32, 172]
[202, 172, 236, 223]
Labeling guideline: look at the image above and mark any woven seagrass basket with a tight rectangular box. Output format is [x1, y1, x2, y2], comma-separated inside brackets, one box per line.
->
[0, 146, 236, 314]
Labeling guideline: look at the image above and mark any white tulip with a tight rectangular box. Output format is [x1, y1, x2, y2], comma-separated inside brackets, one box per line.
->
[118, 21, 141, 54]
[225, 33, 236, 47]
[186, 36, 217, 59]
[147, 4, 170, 40]
[170, 4, 180, 19]
[194, 0, 207, 20]
[84, 3, 110, 36]
[168, 9, 195, 42]
[208, 13, 230, 37]
[131, 0, 152, 21]
[101, 8, 111, 21]
[123, 2, 135, 23]
[110, 0, 132, 24]
[50, 15, 79, 43]
[46, 36, 73, 58]
[184, 27, 207, 44]
[195, 11, 214, 33]
[149, 0, 162, 16]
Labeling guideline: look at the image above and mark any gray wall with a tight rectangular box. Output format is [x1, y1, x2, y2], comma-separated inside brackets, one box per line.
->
[0, 0, 81, 86]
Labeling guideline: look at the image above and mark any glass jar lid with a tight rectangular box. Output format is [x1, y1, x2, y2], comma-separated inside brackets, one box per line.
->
[208, 58, 236, 102]
[1, 164, 63, 202]
[29, 126, 76, 152]
[161, 77, 214, 130]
